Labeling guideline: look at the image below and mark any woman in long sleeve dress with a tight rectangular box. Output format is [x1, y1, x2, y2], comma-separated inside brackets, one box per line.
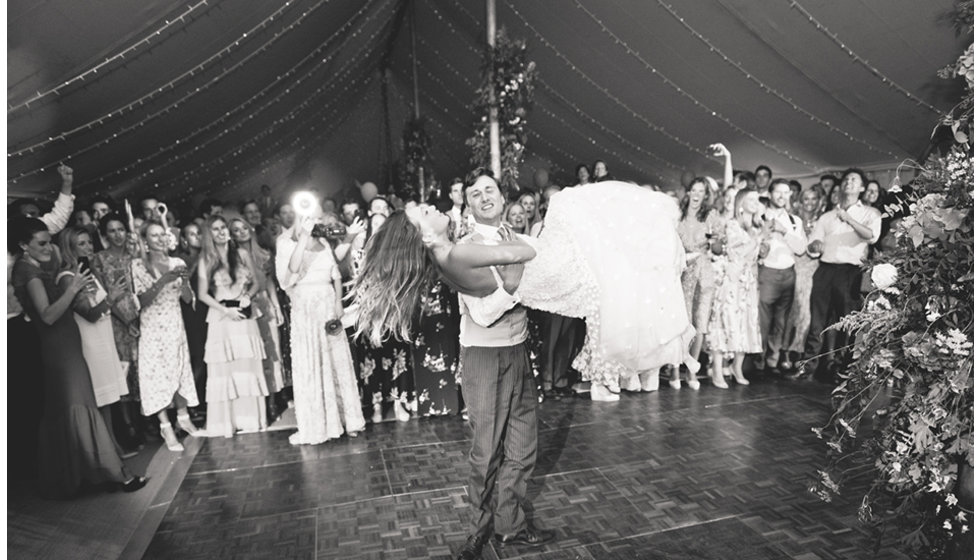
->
[276, 216, 365, 445]
[706, 189, 767, 388]
[10, 217, 146, 498]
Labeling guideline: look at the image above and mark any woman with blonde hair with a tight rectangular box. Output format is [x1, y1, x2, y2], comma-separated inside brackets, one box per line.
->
[197, 216, 269, 437]
[58, 226, 132, 456]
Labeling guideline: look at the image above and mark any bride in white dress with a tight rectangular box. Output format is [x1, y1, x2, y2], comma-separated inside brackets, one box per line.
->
[353, 180, 698, 398]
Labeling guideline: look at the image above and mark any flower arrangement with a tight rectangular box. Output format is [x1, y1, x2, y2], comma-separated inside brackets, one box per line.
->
[399, 116, 432, 199]
[811, 29, 974, 558]
[466, 28, 536, 192]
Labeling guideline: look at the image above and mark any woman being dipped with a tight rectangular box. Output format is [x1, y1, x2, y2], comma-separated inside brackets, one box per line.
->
[276, 198, 364, 445]
[354, 172, 699, 393]
[197, 216, 269, 437]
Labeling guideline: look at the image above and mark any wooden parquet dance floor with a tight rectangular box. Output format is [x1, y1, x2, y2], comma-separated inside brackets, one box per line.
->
[143, 378, 909, 559]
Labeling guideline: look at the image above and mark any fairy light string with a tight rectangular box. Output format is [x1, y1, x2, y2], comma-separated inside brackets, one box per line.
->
[459, 0, 720, 167]
[73, 0, 394, 191]
[787, 0, 945, 116]
[150, 23, 393, 194]
[8, 0, 322, 164]
[415, 29, 680, 177]
[437, 0, 710, 178]
[655, 0, 899, 158]
[568, 0, 817, 170]
[8, 0, 215, 114]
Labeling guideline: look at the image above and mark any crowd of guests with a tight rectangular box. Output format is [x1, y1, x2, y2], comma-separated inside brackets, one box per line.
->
[8, 148, 886, 499]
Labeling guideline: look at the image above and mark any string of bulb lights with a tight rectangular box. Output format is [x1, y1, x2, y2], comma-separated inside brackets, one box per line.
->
[568, 0, 817, 170]
[654, 0, 900, 159]
[8, 0, 324, 166]
[73, 0, 394, 192]
[787, 0, 945, 116]
[429, 0, 701, 182]
[7, 0, 215, 114]
[152, 25, 394, 196]
[415, 11, 685, 177]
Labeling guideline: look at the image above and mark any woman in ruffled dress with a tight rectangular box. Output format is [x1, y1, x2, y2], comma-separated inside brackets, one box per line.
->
[196, 216, 269, 437]
[229, 217, 286, 421]
[706, 189, 768, 388]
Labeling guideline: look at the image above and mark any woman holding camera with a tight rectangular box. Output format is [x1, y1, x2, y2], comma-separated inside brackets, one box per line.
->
[132, 221, 201, 451]
[197, 216, 269, 438]
[276, 207, 364, 445]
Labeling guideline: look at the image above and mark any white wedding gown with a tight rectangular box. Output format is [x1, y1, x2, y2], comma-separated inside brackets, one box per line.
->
[465, 181, 695, 389]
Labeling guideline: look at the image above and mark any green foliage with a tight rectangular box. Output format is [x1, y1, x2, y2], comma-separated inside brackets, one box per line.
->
[466, 28, 536, 193]
[811, 37, 974, 558]
[399, 116, 432, 198]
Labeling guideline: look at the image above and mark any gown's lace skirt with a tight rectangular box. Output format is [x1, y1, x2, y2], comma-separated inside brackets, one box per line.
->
[287, 283, 365, 444]
[519, 182, 695, 388]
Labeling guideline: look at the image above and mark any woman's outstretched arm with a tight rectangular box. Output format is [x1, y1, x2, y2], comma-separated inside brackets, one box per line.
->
[446, 239, 536, 269]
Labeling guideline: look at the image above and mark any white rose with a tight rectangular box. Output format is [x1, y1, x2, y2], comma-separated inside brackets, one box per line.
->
[871, 263, 898, 290]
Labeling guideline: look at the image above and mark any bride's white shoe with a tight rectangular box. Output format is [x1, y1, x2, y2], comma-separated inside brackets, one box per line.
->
[590, 383, 621, 402]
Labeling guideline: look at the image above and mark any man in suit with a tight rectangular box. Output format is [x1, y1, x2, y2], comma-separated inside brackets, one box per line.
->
[454, 168, 554, 560]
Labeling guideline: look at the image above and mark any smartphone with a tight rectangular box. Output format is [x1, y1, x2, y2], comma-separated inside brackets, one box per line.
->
[78, 255, 91, 273]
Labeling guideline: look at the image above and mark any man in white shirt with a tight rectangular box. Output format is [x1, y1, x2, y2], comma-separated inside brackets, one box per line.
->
[801, 168, 882, 382]
[453, 169, 554, 560]
[758, 179, 807, 374]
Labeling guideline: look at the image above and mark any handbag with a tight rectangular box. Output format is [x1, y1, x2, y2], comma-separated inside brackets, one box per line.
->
[219, 299, 253, 319]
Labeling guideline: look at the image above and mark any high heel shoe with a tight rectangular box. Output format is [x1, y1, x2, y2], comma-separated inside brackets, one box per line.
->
[177, 414, 203, 437]
[590, 383, 620, 402]
[668, 378, 682, 390]
[160, 422, 184, 452]
[733, 375, 750, 386]
[687, 376, 701, 390]
[711, 376, 729, 389]
[121, 476, 149, 493]
[394, 402, 411, 423]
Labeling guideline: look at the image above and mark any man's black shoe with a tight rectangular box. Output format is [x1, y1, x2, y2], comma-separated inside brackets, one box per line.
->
[454, 534, 487, 560]
[494, 524, 556, 547]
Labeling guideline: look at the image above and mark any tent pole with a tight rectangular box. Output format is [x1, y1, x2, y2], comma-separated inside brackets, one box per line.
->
[380, 68, 395, 192]
[486, 0, 501, 180]
[409, 0, 425, 200]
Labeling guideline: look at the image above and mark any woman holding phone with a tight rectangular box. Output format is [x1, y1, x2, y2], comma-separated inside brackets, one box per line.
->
[131, 212, 201, 452]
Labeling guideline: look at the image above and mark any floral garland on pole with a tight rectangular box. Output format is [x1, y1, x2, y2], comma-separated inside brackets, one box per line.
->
[466, 28, 536, 192]
[398, 116, 432, 201]
[811, 21, 974, 559]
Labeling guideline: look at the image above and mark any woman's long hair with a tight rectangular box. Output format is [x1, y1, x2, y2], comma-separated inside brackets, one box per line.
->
[229, 218, 269, 291]
[57, 226, 91, 270]
[351, 211, 435, 346]
[679, 177, 713, 223]
[199, 215, 241, 296]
